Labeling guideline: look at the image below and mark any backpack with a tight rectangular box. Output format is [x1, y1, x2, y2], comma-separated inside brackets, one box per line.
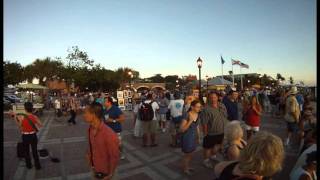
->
[139, 101, 154, 121]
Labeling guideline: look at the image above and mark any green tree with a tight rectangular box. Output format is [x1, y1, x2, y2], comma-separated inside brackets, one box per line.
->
[164, 75, 179, 90]
[3, 61, 25, 86]
[148, 74, 165, 83]
[24, 57, 65, 85]
[66, 46, 94, 69]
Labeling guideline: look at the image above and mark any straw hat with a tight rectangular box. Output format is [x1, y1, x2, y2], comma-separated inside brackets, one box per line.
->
[289, 86, 298, 95]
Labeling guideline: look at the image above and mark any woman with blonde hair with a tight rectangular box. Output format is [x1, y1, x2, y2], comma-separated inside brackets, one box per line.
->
[223, 121, 247, 161]
[215, 131, 284, 180]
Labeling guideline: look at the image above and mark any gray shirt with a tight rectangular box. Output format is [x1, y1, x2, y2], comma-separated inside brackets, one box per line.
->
[199, 103, 229, 135]
[158, 98, 170, 114]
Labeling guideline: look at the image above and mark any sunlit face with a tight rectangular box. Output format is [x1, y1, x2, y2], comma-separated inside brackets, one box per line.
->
[83, 107, 94, 123]
[232, 92, 239, 100]
[104, 98, 112, 108]
[191, 103, 202, 113]
[210, 93, 219, 103]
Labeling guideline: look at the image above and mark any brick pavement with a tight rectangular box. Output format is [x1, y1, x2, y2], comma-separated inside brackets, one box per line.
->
[4, 102, 316, 180]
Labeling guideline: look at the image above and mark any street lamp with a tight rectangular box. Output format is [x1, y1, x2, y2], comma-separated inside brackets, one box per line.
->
[196, 57, 203, 102]
[128, 71, 133, 90]
[176, 80, 179, 89]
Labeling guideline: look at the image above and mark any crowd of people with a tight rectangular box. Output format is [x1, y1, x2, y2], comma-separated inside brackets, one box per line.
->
[10, 85, 317, 179]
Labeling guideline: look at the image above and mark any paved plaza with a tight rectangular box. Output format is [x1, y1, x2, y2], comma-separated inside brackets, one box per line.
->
[3, 102, 316, 180]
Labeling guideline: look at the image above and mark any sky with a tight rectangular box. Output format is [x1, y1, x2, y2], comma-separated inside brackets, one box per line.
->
[4, 0, 317, 86]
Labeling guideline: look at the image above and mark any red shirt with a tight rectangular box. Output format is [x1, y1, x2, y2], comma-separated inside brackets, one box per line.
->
[21, 114, 39, 133]
[88, 122, 120, 174]
[245, 106, 261, 127]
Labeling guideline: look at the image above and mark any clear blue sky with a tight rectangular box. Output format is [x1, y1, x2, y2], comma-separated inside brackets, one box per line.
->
[4, 0, 316, 85]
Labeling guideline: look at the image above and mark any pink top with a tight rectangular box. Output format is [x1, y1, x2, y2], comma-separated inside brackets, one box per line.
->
[88, 122, 120, 174]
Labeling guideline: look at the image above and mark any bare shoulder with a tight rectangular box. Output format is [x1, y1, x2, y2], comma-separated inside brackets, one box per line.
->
[214, 161, 236, 177]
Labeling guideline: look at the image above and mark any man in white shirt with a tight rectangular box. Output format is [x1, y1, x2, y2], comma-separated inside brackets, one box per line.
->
[140, 93, 159, 147]
[54, 97, 62, 117]
[168, 92, 184, 147]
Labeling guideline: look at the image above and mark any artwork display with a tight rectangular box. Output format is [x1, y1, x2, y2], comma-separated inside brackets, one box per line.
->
[127, 91, 132, 98]
[118, 98, 125, 107]
[124, 90, 128, 98]
[117, 91, 124, 99]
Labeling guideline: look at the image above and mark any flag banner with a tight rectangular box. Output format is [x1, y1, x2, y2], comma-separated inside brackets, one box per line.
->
[240, 62, 249, 69]
[221, 56, 225, 64]
[231, 59, 241, 65]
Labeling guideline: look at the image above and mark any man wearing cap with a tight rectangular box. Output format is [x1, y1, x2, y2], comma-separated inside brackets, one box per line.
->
[284, 86, 300, 146]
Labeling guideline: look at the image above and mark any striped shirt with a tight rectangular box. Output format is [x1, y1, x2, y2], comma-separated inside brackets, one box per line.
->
[199, 103, 229, 135]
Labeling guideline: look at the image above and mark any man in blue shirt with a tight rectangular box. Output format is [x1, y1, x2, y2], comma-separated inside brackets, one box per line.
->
[222, 89, 239, 121]
[104, 97, 125, 159]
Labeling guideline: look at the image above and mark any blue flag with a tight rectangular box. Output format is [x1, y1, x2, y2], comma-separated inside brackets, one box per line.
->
[221, 56, 225, 64]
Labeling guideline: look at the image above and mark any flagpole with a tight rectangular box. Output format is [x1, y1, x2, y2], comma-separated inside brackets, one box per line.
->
[221, 55, 224, 86]
[240, 66, 243, 91]
[232, 60, 234, 87]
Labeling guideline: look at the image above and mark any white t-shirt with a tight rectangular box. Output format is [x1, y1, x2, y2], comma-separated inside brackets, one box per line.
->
[168, 99, 184, 118]
[140, 100, 159, 121]
[54, 99, 61, 109]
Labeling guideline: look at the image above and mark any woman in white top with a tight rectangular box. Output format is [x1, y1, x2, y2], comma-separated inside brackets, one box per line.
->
[290, 151, 317, 180]
[133, 98, 143, 138]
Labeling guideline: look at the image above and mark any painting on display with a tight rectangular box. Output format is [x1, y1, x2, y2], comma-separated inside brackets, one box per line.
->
[123, 90, 128, 98]
[124, 98, 128, 105]
[117, 91, 124, 99]
[127, 91, 132, 98]
[128, 98, 132, 103]
[118, 98, 125, 107]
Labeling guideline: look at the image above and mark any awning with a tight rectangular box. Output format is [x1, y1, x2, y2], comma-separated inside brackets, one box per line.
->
[16, 83, 48, 90]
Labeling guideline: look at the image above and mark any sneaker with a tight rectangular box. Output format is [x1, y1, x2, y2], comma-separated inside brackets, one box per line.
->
[203, 160, 213, 169]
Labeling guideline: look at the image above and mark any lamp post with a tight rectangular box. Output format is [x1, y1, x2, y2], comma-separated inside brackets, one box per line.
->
[176, 80, 179, 90]
[128, 71, 133, 90]
[259, 74, 263, 87]
[205, 75, 209, 93]
[197, 57, 203, 102]
[248, 80, 251, 88]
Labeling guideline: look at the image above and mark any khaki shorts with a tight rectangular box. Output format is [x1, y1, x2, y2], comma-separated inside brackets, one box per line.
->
[157, 114, 167, 122]
[142, 120, 158, 134]
[169, 121, 180, 135]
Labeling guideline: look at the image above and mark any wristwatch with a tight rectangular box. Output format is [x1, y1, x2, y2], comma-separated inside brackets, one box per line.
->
[112, 119, 116, 123]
